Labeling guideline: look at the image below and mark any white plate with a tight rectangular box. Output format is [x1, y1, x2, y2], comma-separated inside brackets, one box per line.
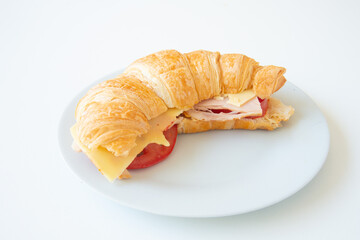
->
[59, 71, 329, 218]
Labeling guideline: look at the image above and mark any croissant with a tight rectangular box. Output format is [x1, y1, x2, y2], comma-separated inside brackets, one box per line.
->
[71, 50, 294, 182]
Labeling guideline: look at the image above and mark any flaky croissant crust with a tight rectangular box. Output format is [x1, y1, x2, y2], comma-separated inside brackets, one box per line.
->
[75, 50, 289, 157]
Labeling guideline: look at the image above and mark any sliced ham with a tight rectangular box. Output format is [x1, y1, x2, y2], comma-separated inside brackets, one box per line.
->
[185, 97, 263, 121]
[194, 97, 261, 113]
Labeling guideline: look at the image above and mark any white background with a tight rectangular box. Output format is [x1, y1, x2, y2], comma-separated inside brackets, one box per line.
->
[1, 0, 360, 239]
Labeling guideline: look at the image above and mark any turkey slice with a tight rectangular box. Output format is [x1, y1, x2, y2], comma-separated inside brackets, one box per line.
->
[185, 97, 263, 121]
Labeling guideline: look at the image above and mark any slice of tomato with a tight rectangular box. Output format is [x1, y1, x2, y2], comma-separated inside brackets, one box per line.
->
[246, 98, 269, 119]
[210, 109, 233, 114]
[127, 125, 178, 169]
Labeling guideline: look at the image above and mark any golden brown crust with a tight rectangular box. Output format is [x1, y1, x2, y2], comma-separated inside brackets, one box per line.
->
[219, 54, 260, 93]
[119, 169, 131, 179]
[253, 66, 286, 99]
[124, 50, 199, 109]
[124, 50, 286, 108]
[184, 50, 221, 102]
[177, 98, 294, 133]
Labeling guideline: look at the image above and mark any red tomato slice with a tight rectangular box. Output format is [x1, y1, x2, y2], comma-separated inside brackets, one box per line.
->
[210, 109, 233, 114]
[246, 98, 268, 119]
[127, 125, 178, 169]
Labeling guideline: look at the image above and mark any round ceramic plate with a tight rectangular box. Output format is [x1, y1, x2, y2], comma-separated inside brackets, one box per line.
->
[59, 71, 329, 218]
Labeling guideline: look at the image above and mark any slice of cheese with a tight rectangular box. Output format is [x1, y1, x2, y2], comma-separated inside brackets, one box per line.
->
[225, 89, 256, 107]
[71, 108, 183, 182]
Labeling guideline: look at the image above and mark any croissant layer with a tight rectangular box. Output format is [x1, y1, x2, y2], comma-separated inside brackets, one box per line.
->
[125, 50, 286, 109]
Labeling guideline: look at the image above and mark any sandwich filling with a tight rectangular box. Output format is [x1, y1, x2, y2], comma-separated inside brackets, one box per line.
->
[71, 90, 267, 182]
[184, 89, 266, 121]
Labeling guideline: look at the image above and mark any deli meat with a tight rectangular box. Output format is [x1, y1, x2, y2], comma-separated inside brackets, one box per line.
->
[185, 97, 263, 121]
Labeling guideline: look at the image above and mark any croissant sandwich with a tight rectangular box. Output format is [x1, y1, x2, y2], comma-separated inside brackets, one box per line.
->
[71, 50, 294, 182]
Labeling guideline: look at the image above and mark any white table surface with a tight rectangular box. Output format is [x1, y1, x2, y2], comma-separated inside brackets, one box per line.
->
[1, 0, 359, 239]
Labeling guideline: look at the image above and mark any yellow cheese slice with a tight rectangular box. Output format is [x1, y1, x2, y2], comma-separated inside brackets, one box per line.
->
[225, 89, 256, 107]
[71, 108, 182, 182]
